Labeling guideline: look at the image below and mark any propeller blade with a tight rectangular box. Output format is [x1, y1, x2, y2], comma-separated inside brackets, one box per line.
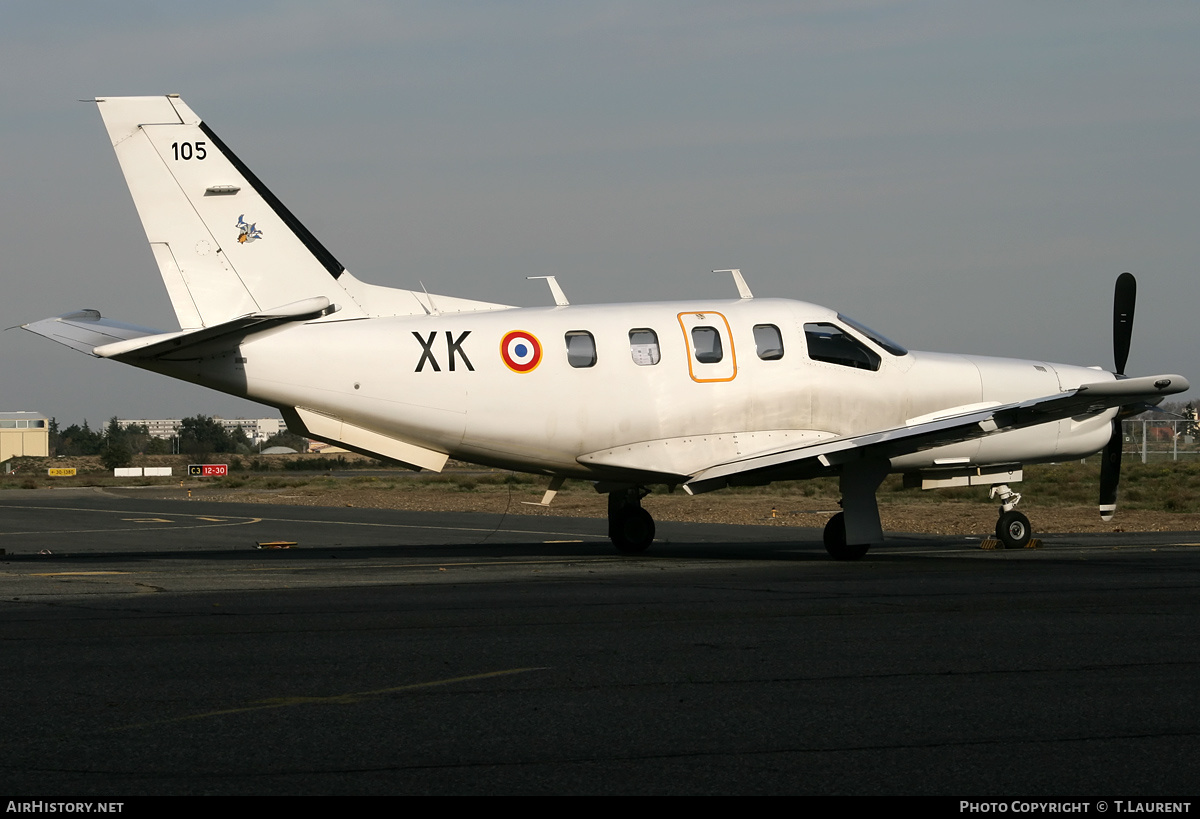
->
[1099, 420, 1122, 521]
[1113, 272, 1136, 376]
[1104, 272, 1138, 520]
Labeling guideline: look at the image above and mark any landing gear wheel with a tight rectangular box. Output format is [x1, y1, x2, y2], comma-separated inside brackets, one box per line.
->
[612, 507, 655, 554]
[996, 510, 1032, 549]
[823, 512, 870, 561]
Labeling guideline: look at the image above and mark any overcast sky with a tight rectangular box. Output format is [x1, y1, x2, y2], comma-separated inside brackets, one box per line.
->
[3, 1, 1198, 426]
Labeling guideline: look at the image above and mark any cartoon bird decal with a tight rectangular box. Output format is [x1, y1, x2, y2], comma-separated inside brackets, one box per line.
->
[236, 214, 263, 244]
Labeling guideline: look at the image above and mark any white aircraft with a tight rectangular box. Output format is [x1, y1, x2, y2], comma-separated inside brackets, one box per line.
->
[24, 95, 1189, 559]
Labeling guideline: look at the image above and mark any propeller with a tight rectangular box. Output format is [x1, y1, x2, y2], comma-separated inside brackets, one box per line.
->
[1099, 272, 1136, 521]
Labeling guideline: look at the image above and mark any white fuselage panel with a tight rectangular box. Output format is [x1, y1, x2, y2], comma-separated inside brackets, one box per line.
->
[195, 297, 1115, 480]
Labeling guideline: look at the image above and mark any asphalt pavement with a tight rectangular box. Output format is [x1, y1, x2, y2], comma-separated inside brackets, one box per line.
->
[1, 488, 1197, 796]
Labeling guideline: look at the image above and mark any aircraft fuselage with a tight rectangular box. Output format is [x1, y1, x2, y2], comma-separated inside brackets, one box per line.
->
[161, 296, 1115, 482]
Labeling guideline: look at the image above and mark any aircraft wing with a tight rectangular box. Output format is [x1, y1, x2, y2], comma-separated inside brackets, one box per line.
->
[23, 297, 334, 362]
[683, 374, 1189, 494]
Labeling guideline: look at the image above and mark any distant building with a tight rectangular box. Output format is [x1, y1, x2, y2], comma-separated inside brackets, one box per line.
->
[118, 417, 284, 446]
[120, 418, 182, 439]
[1, 412, 50, 461]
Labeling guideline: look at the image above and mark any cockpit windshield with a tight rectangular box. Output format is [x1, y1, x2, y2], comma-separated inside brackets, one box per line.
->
[836, 314, 908, 356]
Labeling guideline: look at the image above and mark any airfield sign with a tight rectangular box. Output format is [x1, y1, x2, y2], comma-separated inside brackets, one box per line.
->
[188, 464, 228, 477]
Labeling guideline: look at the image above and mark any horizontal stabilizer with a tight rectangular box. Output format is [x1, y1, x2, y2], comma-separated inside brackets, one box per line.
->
[94, 297, 336, 361]
[24, 297, 335, 362]
[21, 310, 162, 357]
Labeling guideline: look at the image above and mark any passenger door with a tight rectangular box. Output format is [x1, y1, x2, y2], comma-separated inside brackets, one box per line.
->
[677, 311, 737, 382]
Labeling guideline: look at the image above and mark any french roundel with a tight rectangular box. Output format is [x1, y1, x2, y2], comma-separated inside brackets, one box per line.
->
[500, 330, 542, 373]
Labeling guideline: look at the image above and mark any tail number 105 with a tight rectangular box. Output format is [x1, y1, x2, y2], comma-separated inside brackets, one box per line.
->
[171, 141, 207, 160]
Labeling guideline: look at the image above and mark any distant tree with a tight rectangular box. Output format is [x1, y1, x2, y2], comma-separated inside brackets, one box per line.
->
[58, 420, 103, 456]
[100, 438, 133, 470]
[104, 417, 126, 446]
[1182, 403, 1199, 439]
[178, 415, 233, 455]
[48, 418, 61, 455]
[261, 430, 310, 453]
[228, 425, 253, 454]
[100, 417, 134, 469]
[144, 437, 171, 455]
[121, 423, 152, 455]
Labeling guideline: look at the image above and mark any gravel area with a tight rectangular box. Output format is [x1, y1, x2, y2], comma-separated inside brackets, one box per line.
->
[191, 482, 1200, 536]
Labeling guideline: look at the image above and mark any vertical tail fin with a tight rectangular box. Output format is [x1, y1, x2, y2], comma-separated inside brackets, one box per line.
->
[96, 95, 367, 328]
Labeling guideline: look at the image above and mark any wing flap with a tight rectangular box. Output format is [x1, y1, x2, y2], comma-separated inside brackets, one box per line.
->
[684, 374, 1190, 494]
[579, 429, 838, 478]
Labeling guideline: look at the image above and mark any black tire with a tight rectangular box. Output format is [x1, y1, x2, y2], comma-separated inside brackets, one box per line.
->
[823, 512, 870, 561]
[996, 510, 1032, 549]
[612, 507, 655, 554]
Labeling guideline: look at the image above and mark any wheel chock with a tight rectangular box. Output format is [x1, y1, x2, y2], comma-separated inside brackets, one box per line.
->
[255, 541, 296, 549]
[979, 538, 1041, 550]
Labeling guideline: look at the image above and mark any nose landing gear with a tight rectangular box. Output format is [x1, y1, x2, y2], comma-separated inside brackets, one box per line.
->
[991, 484, 1033, 549]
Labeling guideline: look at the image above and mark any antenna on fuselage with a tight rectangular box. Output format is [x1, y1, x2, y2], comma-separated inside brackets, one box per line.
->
[418, 282, 441, 316]
[527, 276, 570, 306]
[714, 269, 753, 299]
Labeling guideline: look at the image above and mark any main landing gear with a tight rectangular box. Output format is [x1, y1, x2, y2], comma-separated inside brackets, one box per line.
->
[991, 484, 1032, 549]
[822, 459, 889, 561]
[608, 486, 655, 553]
[822, 512, 870, 561]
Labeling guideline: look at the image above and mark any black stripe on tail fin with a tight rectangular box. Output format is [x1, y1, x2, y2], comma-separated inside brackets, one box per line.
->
[198, 121, 345, 280]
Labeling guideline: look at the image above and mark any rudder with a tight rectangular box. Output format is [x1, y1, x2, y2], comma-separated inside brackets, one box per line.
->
[96, 95, 367, 329]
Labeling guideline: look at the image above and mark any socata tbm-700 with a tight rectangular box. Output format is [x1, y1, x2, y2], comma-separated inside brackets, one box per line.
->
[24, 96, 1188, 559]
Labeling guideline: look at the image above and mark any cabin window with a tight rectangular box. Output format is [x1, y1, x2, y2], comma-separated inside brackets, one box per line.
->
[753, 324, 784, 360]
[629, 329, 660, 366]
[691, 326, 723, 364]
[804, 322, 881, 371]
[565, 330, 597, 368]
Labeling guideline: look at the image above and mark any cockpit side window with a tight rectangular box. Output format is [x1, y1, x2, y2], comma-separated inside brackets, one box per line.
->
[804, 322, 881, 371]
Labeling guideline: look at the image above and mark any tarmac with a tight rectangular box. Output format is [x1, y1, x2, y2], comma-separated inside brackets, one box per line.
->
[1, 487, 1197, 795]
